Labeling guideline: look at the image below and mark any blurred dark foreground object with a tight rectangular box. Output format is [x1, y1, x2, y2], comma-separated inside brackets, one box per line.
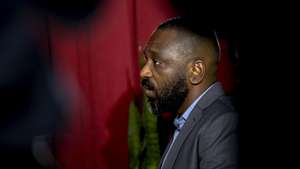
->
[0, 4, 64, 169]
[0, 0, 102, 168]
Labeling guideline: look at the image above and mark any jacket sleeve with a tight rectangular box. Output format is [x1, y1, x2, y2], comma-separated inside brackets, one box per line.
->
[198, 112, 238, 169]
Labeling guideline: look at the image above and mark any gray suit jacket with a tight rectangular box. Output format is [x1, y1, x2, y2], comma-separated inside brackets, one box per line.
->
[159, 82, 238, 169]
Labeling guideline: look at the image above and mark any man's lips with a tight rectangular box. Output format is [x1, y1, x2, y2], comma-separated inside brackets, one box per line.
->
[143, 88, 156, 98]
[141, 79, 154, 90]
[141, 79, 156, 98]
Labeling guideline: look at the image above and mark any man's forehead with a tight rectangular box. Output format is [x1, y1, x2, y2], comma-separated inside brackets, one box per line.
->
[144, 29, 193, 59]
[149, 29, 179, 43]
[144, 30, 181, 53]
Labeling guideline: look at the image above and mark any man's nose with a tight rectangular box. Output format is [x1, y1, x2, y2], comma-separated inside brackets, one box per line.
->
[140, 64, 152, 79]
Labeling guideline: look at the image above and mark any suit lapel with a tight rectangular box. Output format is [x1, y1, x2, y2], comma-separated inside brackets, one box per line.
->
[161, 82, 225, 169]
[160, 105, 202, 169]
[158, 135, 175, 169]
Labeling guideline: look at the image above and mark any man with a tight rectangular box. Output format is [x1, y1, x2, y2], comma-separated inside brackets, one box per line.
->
[140, 18, 238, 169]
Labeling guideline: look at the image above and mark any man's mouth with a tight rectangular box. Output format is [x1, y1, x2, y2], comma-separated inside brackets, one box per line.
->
[141, 79, 156, 98]
[143, 89, 156, 98]
[141, 79, 154, 89]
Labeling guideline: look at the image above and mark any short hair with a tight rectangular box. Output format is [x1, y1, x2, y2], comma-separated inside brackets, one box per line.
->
[157, 17, 220, 62]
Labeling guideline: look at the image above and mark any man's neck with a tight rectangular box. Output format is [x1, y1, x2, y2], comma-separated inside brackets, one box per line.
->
[177, 81, 215, 117]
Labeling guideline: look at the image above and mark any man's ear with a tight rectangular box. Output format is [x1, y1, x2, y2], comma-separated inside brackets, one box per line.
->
[189, 60, 205, 85]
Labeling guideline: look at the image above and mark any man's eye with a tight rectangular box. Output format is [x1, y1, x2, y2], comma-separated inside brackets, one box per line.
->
[153, 59, 161, 65]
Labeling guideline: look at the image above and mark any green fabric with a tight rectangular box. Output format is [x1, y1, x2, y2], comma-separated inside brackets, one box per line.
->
[128, 95, 160, 169]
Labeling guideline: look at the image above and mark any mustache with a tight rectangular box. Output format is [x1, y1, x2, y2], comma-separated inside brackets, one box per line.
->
[141, 78, 155, 90]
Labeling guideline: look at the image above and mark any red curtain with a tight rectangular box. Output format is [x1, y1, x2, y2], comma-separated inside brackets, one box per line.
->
[46, 0, 235, 169]
[48, 1, 140, 169]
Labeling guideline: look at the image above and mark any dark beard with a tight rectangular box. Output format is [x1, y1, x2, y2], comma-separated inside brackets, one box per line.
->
[148, 75, 188, 115]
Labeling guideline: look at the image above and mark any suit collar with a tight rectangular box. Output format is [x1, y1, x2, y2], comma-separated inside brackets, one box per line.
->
[194, 82, 224, 111]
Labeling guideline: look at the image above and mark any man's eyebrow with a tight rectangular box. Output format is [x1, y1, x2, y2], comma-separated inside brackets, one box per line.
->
[147, 48, 160, 57]
[143, 48, 159, 58]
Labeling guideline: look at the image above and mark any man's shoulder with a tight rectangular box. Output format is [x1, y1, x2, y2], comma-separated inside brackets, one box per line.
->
[191, 82, 238, 128]
[194, 95, 238, 141]
[215, 95, 236, 113]
[199, 95, 238, 128]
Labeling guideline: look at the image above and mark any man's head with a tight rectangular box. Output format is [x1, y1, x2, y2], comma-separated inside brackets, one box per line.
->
[140, 18, 220, 115]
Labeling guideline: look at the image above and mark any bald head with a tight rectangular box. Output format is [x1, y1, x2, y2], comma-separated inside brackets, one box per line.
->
[157, 17, 220, 62]
[150, 18, 220, 83]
